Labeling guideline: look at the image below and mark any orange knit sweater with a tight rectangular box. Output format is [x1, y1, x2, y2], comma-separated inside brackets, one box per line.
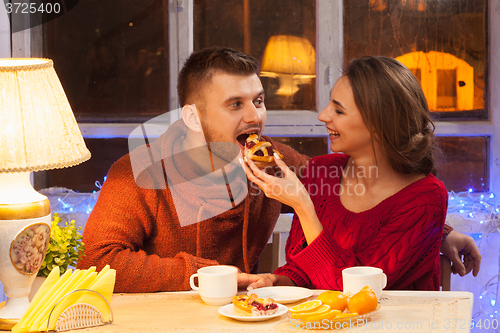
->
[77, 122, 310, 292]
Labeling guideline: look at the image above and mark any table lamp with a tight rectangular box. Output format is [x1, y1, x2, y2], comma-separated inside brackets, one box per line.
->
[0, 58, 90, 324]
[260, 35, 316, 97]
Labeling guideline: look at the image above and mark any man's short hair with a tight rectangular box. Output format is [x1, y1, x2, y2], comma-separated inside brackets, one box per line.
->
[177, 47, 261, 107]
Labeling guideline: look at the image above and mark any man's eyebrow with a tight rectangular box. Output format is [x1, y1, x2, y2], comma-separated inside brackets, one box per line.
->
[223, 90, 265, 104]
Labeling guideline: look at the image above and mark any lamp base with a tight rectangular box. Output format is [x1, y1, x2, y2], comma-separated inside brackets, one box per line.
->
[0, 297, 29, 319]
[0, 318, 18, 331]
[0, 212, 51, 320]
[0, 172, 52, 320]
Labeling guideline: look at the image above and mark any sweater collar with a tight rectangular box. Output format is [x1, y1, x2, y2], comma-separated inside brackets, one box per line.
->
[155, 119, 248, 227]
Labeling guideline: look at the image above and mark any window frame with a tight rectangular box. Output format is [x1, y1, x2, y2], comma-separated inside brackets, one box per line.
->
[0, 2, 10, 58]
[5, 0, 499, 194]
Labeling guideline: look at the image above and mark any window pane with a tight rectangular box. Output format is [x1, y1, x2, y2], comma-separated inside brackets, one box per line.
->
[436, 136, 489, 192]
[194, 0, 316, 111]
[344, 0, 486, 119]
[43, 1, 169, 121]
[39, 138, 131, 192]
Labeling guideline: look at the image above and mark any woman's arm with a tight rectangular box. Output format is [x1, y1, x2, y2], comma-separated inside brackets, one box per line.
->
[282, 188, 447, 291]
[242, 155, 323, 244]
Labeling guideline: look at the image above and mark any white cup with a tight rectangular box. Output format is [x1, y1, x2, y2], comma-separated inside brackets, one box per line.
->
[189, 265, 238, 305]
[342, 266, 387, 299]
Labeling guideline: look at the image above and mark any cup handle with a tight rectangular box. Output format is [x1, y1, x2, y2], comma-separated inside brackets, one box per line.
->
[381, 273, 387, 289]
[190, 273, 199, 290]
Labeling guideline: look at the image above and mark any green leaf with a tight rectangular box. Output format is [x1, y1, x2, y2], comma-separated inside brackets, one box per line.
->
[40, 213, 86, 276]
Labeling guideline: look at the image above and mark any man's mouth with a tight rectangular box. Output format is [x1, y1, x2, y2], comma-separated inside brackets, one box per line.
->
[236, 130, 260, 148]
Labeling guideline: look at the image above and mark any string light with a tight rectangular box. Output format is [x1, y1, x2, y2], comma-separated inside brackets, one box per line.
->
[39, 179, 104, 222]
[37, 184, 500, 321]
[448, 190, 500, 322]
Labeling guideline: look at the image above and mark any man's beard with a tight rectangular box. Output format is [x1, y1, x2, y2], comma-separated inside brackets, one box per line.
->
[200, 117, 241, 170]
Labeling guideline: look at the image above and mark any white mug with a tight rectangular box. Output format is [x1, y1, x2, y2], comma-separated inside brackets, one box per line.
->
[342, 266, 387, 299]
[189, 265, 238, 305]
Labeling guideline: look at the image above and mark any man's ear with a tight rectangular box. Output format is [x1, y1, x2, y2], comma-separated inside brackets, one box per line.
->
[181, 104, 203, 133]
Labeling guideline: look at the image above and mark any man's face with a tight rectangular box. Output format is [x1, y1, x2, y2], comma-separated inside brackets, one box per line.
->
[198, 73, 267, 161]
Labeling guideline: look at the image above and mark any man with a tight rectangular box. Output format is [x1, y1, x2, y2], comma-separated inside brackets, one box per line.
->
[78, 47, 480, 292]
[78, 47, 309, 292]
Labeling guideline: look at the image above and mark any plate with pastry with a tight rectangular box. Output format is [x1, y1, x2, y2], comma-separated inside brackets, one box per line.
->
[218, 294, 288, 322]
[244, 134, 283, 168]
[248, 286, 313, 304]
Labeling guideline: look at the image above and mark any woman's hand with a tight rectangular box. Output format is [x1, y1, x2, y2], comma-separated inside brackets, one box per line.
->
[241, 154, 324, 245]
[241, 154, 310, 211]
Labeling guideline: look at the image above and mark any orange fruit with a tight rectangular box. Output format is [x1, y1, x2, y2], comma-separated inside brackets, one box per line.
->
[289, 300, 323, 313]
[335, 312, 359, 318]
[290, 304, 331, 319]
[347, 286, 378, 315]
[306, 309, 342, 321]
[333, 312, 359, 321]
[316, 290, 348, 312]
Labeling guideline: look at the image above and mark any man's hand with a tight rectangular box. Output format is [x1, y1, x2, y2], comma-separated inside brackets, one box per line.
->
[441, 230, 481, 277]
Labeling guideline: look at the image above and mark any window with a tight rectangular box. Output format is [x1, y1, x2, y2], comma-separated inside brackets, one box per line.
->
[344, 0, 495, 192]
[194, 0, 316, 111]
[43, 0, 169, 122]
[344, 0, 486, 119]
[4, 0, 498, 194]
[436, 136, 489, 193]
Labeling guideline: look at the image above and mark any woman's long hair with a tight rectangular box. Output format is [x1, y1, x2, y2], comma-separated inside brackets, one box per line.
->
[344, 56, 438, 175]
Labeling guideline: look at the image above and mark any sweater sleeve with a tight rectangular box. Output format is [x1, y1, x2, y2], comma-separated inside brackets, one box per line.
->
[442, 223, 453, 240]
[276, 181, 447, 291]
[77, 157, 218, 292]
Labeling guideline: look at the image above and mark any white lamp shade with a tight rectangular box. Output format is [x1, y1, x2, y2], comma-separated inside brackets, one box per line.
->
[0, 58, 90, 173]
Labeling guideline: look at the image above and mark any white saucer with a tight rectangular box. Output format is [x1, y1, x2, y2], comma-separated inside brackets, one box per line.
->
[218, 303, 288, 322]
[248, 286, 313, 304]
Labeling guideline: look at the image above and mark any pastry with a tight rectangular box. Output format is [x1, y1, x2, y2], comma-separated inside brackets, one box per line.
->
[244, 134, 283, 168]
[232, 294, 279, 316]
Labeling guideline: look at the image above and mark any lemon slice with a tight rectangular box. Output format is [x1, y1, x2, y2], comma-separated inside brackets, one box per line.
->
[306, 309, 342, 321]
[289, 300, 323, 313]
[291, 304, 330, 319]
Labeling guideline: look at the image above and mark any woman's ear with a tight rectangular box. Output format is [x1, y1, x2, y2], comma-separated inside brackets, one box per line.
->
[181, 104, 203, 133]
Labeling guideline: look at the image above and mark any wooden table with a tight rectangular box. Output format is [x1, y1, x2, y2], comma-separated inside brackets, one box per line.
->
[81, 290, 473, 333]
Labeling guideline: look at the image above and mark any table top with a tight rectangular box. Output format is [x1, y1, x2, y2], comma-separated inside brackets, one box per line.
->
[82, 289, 473, 333]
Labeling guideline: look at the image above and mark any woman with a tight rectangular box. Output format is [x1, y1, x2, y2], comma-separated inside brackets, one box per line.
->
[241, 56, 448, 291]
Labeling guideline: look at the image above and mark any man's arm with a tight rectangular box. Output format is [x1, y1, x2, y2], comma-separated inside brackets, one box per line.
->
[77, 156, 218, 292]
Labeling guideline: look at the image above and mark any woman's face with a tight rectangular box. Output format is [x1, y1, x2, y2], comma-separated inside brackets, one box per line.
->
[318, 76, 373, 156]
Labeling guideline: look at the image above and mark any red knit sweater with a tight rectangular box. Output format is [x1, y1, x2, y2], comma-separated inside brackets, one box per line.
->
[274, 154, 448, 291]
[77, 121, 309, 293]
